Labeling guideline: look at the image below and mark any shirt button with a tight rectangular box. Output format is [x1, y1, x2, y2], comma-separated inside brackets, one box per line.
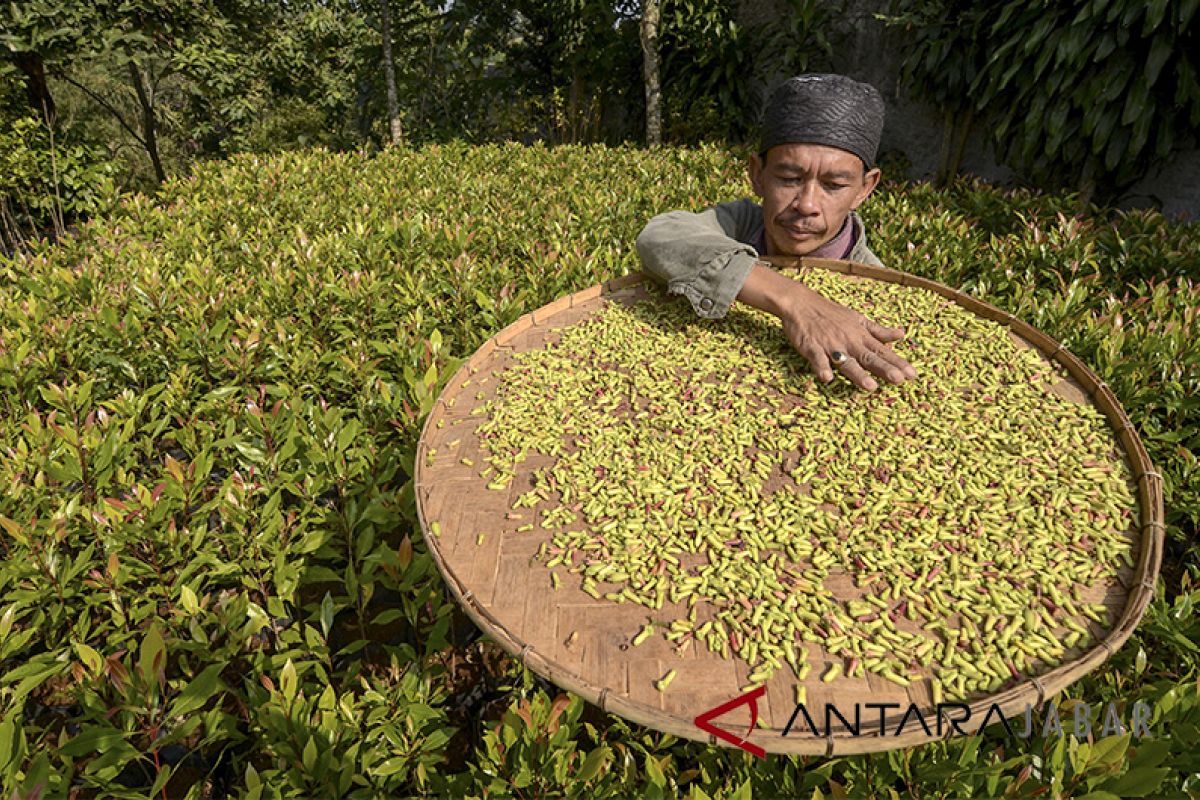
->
[700, 297, 714, 311]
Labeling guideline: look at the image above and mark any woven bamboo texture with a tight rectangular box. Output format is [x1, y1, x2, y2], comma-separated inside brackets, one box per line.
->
[413, 258, 1163, 755]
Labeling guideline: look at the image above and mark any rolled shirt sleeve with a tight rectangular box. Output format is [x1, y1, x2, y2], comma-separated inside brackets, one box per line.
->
[635, 200, 764, 320]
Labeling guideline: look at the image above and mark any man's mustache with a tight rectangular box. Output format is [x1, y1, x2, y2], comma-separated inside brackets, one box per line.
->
[777, 218, 823, 234]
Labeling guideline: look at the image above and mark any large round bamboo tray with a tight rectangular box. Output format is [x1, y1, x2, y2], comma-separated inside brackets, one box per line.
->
[413, 257, 1163, 755]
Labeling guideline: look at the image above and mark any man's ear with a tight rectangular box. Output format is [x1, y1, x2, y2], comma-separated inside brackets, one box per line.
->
[852, 166, 882, 209]
[748, 151, 766, 197]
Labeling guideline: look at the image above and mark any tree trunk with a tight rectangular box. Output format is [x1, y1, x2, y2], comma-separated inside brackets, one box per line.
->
[1077, 157, 1097, 213]
[935, 108, 954, 187]
[13, 52, 56, 127]
[568, 69, 584, 144]
[947, 108, 973, 183]
[935, 108, 974, 187]
[640, 0, 662, 146]
[380, 0, 403, 146]
[127, 60, 166, 184]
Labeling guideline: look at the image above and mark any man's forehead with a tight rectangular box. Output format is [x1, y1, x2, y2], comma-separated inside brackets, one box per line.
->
[767, 147, 863, 176]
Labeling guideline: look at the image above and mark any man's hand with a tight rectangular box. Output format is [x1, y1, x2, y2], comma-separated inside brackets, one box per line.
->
[736, 262, 918, 392]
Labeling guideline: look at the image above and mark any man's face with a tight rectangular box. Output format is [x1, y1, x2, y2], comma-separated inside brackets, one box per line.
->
[749, 143, 881, 257]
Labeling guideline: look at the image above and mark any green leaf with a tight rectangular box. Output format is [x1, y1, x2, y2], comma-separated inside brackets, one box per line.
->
[1103, 767, 1171, 797]
[169, 662, 227, 717]
[374, 756, 409, 777]
[0, 717, 17, 772]
[138, 623, 166, 688]
[74, 642, 104, 674]
[370, 608, 405, 626]
[1090, 733, 1130, 767]
[957, 735, 981, 766]
[729, 778, 752, 800]
[1121, 82, 1149, 125]
[60, 726, 131, 757]
[1181, 0, 1200, 25]
[234, 441, 266, 463]
[0, 519, 25, 546]
[0, 605, 19, 643]
[7, 659, 66, 707]
[1050, 736, 1067, 772]
[180, 584, 200, 614]
[280, 659, 298, 704]
[320, 592, 335, 638]
[1129, 739, 1171, 768]
[336, 420, 360, 452]
[149, 763, 175, 796]
[1143, 0, 1169, 32]
[645, 753, 666, 787]
[576, 746, 609, 782]
[301, 736, 318, 772]
[1104, 127, 1130, 171]
[21, 752, 49, 796]
[1144, 36, 1172, 85]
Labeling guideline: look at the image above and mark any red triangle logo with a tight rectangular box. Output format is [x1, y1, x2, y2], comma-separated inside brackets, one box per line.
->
[694, 686, 767, 758]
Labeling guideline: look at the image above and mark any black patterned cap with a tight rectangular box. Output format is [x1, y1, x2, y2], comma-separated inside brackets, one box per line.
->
[760, 74, 885, 168]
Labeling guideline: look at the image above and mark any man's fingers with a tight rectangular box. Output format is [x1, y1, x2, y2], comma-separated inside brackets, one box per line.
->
[860, 318, 917, 380]
[811, 350, 836, 384]
[865, 319, 906, 342]
[859, 346, 917, 382]
[836, 357, 878, 392]
[796, 341, 835, 383]
[781, 298, 918, 390]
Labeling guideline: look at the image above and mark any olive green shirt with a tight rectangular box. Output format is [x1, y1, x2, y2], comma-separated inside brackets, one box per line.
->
[635, 199, 883, 320]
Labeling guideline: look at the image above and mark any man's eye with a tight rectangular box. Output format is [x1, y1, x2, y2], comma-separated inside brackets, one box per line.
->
[824, 183, 849, 191]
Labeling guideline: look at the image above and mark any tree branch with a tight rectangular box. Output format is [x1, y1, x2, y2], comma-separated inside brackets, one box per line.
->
[127, 58, 166, 183]
[392, 9, 450, 32]
[51, 69, 148, 148]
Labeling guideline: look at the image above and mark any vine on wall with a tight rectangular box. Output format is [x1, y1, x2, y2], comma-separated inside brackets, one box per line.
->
[883, 0, 1200, 206]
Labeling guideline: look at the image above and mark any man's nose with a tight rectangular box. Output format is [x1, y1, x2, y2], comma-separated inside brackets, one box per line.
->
[791, 182, 820, 214]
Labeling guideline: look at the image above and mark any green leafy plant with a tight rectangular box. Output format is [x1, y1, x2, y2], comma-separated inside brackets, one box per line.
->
[0, 144, 1194, 797]
[0, 112, 116, 251]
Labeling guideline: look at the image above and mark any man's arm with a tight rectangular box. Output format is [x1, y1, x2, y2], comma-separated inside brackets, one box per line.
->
[636, 203, 917, 392]
[635, 200, 762, 320]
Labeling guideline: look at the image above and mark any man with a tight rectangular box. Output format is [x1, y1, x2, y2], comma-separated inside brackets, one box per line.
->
[636, 73, 918, 393]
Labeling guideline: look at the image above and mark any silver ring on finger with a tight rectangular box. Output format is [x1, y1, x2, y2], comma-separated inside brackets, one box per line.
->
[830, 350, 850, 366]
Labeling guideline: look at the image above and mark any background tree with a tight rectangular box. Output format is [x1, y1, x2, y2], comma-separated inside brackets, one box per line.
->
[380, 0, 402, 146]
[238, 0, 371, 153]
[22, 0, 277, 185]
[658, 0, 833, 144]
[640, 0, 662, 146]
[456, 0, 641, 144]
[0, 1, 102, 126]
[882, 1, 990, 186]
